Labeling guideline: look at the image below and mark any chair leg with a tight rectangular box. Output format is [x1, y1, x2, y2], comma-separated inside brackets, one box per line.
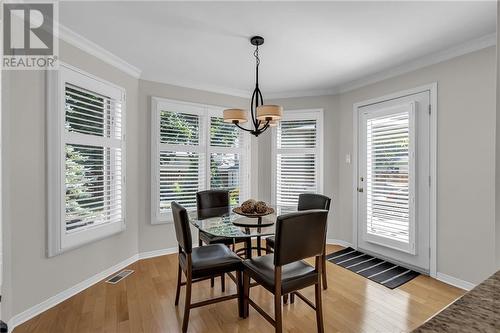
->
[221, 273, 225, 292]
[283, 294, 288, 304]
[322, 254, 328, 290]
[266, 243, 273, 254]
[274, 291, 283, 333]
[236, 270, 243, 318]
[181, 274, 192, 333]
[290, 292, 295, 304]
[243, 272, 250, 318]
[316, 255, 325, 333]
[175, 264, 182, 306]
[315, 281, 324, 333]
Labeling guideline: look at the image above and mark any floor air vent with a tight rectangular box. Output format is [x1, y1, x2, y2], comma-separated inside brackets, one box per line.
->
[105, 269, 134, 284]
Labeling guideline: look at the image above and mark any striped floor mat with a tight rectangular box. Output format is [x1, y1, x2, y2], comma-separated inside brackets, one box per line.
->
[326, 247, 420, 289]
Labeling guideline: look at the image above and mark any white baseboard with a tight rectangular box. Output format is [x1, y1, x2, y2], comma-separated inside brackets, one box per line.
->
[436, 272, 475, 291]
[7, 248, 178, 332]
[138, 247, 178, 260]
[7, 253, 139, 331]
[326, 239, 353, 248]
[324, 239, 476, 292]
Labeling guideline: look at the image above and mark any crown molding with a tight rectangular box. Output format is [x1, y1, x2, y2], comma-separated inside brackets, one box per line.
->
[266, 32, 496, 100]
[57, 25, 494, 100]
[139, 73, 251, 99]
[58, 24, 142, 79]
[265, 88, 338, 100]
[335, 32, 496, 95]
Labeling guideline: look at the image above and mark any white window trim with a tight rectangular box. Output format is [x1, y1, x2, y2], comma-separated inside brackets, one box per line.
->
[151, 97, 251, 224]
[47, 62, 127, 257]
[271, 109, 324, 206]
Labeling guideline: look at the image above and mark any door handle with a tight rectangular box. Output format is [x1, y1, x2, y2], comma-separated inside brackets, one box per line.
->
[357, 187, 364, 193]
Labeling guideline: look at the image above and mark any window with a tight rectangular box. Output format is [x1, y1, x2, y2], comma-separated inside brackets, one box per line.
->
[272, 109, 323, 207]
[48, 63, 126, 256]
[151, 98, 249, 223]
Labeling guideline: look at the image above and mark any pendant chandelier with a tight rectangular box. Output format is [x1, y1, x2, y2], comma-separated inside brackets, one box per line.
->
[223, 36, 283, 137]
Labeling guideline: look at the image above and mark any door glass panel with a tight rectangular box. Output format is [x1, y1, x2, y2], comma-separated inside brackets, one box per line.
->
[366, 111, 412, 247]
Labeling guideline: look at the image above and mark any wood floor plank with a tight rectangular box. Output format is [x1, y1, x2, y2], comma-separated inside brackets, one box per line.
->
[12, 245, 464, 333]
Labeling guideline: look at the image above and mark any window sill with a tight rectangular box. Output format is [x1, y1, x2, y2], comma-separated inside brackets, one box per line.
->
[48, 220, 126, 257]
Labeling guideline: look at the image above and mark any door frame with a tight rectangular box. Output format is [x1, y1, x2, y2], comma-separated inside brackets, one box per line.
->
[352, 83, 437, 278]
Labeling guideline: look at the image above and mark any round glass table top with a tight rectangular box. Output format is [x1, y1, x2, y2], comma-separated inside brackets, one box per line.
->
[188, 205, 296, 238]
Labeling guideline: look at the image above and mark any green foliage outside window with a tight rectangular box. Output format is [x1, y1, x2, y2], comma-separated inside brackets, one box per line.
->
[65, 86, 106, 231]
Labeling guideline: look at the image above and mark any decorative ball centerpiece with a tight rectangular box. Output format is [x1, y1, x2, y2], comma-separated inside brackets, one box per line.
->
[241, 199, 257, 214]
[255, 201, 268, 214]
[234, 199, 274, 217]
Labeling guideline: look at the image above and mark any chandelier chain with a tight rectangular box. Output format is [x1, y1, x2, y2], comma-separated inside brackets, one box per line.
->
[254, 45, 260, 68]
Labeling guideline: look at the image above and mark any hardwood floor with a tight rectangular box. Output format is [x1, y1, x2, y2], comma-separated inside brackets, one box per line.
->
[14, 245, 464, 333]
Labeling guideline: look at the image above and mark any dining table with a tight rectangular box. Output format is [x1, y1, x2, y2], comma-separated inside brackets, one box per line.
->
[188, 205, 295, 259]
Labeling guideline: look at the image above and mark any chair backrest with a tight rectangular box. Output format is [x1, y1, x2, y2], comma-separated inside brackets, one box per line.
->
[273, 210, 328, 266]
[196, 190, 230, 219]
[171, 201, 193, 254]
[298, 193, 331, 211]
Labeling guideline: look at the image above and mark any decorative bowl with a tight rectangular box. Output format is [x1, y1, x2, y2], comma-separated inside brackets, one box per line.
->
[232, 206, 274, 217]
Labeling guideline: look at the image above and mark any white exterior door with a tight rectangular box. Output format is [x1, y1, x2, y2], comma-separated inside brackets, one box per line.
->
[357, 91, 431, 272]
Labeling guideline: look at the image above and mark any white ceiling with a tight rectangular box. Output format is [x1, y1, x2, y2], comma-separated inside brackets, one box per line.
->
[60, 1, 496, 98]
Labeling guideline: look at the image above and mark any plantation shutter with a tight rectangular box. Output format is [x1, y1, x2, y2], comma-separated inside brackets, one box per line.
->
[210, 117, 241, 147]
[365, 110, 414, 246]
[151, 99, 250, 223]
[158, 111, 203, 211]
[275, 115, 322, 206]
[64, 83, 124, 233]
[209, 116, 246, 205]
[278, 120, 317, 148]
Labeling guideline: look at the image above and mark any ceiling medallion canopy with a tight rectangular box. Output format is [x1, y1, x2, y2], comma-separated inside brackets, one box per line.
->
[223, 36, 283, 137]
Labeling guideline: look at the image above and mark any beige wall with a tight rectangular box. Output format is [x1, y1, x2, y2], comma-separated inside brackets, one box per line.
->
[137, 79, 252, 253]
[2, 40, 140, 320]
[266, 46, 497, 284]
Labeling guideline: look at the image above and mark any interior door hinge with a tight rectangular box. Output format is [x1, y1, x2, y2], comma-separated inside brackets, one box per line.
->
[428, 175, 431, 187]
[428, 104, 431, 115]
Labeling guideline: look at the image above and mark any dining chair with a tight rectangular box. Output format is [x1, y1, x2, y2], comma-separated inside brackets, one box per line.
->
[242, 210, 328, 333]
[196, 190, 246, 290]
[266, 193, 331, 292]
[171, 202, 243, 333]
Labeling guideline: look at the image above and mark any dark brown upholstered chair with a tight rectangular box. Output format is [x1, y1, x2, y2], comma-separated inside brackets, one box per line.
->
[172, 202, 243, 333]
[266, 193, 331, 292]
[242, 210, 328, 333]
[196, 190, 245, 290]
